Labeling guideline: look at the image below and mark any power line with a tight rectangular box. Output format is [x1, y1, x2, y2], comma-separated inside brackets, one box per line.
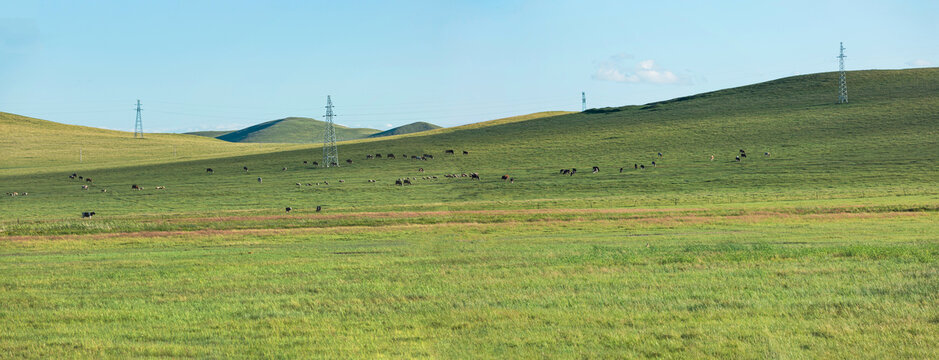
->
[322, 95, 339, 167]
[838, 42, 848, 104]
[134, 99, 144, 138]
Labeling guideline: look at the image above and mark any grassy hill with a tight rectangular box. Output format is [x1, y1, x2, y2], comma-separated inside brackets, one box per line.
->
[1, 68, 935, 220]
[367, 122, 441, 138]
[0, 112, 303, 176]
[215, 117, 380, 143]
[184, 130, 232, 138]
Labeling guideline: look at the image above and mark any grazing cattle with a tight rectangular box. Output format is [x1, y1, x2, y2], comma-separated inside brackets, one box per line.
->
[735, 156, 741, 162]
[243, 166, 249, 172]
[395, 179, 403, 185]
[316, 205, 322, 212]
[285, 207, 292, 213]
[620, 168, 623, 173]
[423, 154, 433, 159]
[658, 152, 663, 157]
[206, 168, 214, 173]
[463, 150, 468, 155]
[651, 161, 656, 167]
[69, 175, 75, 179]
[82, 211, 96, 218]
[419, 168, 424, 173]
[366, 154, 374, 159]
[710, 155, 715, 161]
[296, 183, 301, 186]
[306, 183, 313, 186]
[339, 179, 345, 183]
[323, 181, 329, 185]
[303, 161, 308, 164]
[81, 185, 89, 190]
[101, 189, 107, 192]
[155, 186, 166, 190]
[571, 168, 577, 176]
[502, 175, 509, 180]
[388, 154, 396, 159]
[634, 164, 638, 169]
[403, 179, 412, 185]
[257, 177, 263, 183]
[764, 152, 770, 156]
[312, 161, 319, 166]
[740, 153, 747, 158]
[740, 149, 746, 154]
[510, 178, 514, 183]
[445, 149, 454, 154]
[346, 159, 353, 164]
[330, 162, 338, 167]
[78, 176, 83, 180]
[470, 173, 480, 180]
[85, 178, 93, 183]
[376, 153, 382, 158]
[71, 173, 78, 178]
[640, 165, 645, 169]
[282, 167, 287, 171]
[131, 184, 141, 190]
[592, 166, 599, 173]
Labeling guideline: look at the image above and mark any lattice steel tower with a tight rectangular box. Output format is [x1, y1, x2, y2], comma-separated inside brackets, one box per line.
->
[322, 95, 339, 167]
[582, 92, 586, 111]
[134, 99, 144, 138]
[838, 42, 848, 104]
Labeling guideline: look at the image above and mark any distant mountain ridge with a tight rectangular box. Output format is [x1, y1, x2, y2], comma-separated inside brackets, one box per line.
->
[188, 117, 380, 143]
[367, 122, 442, 138]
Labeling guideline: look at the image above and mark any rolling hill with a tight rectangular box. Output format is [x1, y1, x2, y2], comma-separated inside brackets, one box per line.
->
[214, 117, 380, 143]
[184, 130, 233, 138]
[2, 68, 937, 219]
[367, 122, 441, 138]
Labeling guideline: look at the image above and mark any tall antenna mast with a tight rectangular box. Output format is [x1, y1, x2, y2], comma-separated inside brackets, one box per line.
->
[322, 95, 339, 167]
[838, 42, 848, 104]
[582, 92, 586, 111]
[134, 99, 144, 138]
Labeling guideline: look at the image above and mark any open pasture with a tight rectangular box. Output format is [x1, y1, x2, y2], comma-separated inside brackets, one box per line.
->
[1, 69, 937, 357]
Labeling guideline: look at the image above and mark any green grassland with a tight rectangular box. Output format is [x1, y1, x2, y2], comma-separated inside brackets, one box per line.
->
[216, 117, 380, 143]
[367, 121, 442, 138]
[1, 68, 937, 358]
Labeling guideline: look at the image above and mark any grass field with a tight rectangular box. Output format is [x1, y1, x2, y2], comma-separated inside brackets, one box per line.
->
[1, 69, 937, 358]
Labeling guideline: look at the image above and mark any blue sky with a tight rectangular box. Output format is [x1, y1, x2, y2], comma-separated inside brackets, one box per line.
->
[1, 0, 936, 133]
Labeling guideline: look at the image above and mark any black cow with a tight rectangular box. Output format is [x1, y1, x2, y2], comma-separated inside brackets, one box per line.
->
[619, 168, 623, 173]
[502, 175, 509, 180]
[376, 154, 382, 158]
[640, 165, 645, 169]
[312, 161, 319, 166]
[445, 149, 454, 154]
[651, 161, 656, 167]
[285, 207, 292, 213]
[463, 151, 468, 155]
[346, 159, 353, 164]
[470, 173, 480, 180]
[735, 156, 741, 162]
[592, 166, 599, 173]
[404, 179, 412, 185]
[388, 154, 396, 159]
[206, 168, 214, 173]
[316, 206, 322, 212]
[243, 166, 248, 172]
[82, 211, 96, 218]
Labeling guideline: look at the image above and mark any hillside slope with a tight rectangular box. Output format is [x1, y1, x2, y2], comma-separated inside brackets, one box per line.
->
[2, 69, 937, 219]
[367, 122, 441, 138]
[216, 117, 380, 143]
[184, 130, 232, 138]
[0, 112, 303, 175]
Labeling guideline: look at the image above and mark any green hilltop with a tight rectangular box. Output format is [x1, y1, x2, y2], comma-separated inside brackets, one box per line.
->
[367, 122, 442, 138]
[214, 117, 380, 143]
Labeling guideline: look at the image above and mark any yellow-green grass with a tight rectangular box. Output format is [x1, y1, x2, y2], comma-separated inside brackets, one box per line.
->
[2, 69, 936, 222]
[0, 112, 307, 176]
[0, 210, 936, 358]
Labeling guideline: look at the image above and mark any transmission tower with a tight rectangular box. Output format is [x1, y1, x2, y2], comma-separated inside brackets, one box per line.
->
[134, 99, 143, 138]
[322, 95, 339, 167]
[582, 92, 586, 111]
[838, 42, 848, 104]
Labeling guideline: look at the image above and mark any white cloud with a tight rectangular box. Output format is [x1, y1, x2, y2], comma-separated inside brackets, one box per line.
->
[593, 56, 684, 84]
[385, 123, 393, 128]
[906, 59, 933, 67]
